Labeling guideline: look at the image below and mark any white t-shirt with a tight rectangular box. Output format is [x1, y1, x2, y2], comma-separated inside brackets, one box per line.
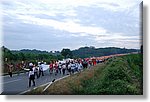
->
[34, 67, 38, 72]
[39, 65, 43, 71]
[68, 63, 71, 69]
[58, 63, 62, 69]
[62, 64, 66, 69]
[71, 63, 75, 70]
[78, 63, 83, 69]
[29, 70, 34, 77]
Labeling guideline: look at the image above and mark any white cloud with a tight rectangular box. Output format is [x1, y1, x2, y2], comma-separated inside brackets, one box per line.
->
[2, 0, 142, 18]
[94, 33, 140, 49]
[17, 14, 141, 49]
[2, 0, 142, 50]
[17, 15, 107, 36]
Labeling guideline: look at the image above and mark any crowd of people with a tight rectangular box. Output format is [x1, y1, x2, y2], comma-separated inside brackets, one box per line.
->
[4, 53, 129, 88]
[26, 58, 105, 87]
[5, 56, 109, 87]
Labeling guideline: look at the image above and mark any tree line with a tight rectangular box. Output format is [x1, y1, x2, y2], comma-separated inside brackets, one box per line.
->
[1, 46, 139, 63]
[72, 46, 139, 58]
[2, 46, 65, 63]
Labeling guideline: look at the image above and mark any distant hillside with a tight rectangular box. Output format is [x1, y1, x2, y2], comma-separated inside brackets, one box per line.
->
[12, 49, 61, 56]
[1, 46, 139, 62]
[12, 49, 50, 54]
[1, 46, 62, 63]
[72, 47, 139, 58]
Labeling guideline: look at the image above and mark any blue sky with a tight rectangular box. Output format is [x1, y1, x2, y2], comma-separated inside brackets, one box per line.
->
[1, 0, 142, 51]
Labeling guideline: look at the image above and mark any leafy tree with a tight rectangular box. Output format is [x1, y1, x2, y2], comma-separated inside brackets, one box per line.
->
[2, 46, 14, 61]
[61, 48, 73, 58]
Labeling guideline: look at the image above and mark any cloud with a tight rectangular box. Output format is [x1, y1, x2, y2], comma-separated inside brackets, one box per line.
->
[15, 14, 141, 49]
[2, 0, 142, 18]
[16, 15, 107, 36]
[94, 33, 140, 42]
[2, 0, 142, 50]
[93, 33, 140, 49]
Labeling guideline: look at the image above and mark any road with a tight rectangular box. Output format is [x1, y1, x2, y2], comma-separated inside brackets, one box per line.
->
[1, 69, 69, 95]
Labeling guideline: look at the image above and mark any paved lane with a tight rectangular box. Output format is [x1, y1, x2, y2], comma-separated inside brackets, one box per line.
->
[1, 69, 69, 95]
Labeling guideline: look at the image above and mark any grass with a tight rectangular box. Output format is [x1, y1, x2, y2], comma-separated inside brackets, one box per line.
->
[25, 54, 143, 95]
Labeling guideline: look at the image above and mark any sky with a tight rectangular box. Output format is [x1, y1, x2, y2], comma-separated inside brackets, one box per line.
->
[1, 0, 142, 51]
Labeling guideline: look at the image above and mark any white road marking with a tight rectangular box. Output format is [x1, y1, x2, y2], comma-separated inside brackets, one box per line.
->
[1, 79, 21, 85]
[42, 82, 53, 92]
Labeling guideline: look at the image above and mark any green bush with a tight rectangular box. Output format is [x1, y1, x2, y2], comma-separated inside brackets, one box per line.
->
[75, 54, 143, 95]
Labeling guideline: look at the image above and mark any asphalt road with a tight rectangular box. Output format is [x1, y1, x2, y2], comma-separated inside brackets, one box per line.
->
[1, 69, 69, 95]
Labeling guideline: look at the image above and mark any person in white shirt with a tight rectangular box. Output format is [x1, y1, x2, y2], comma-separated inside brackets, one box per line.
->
[71, 62, 75, 74]
[39, 63, 44, 77]
[62, 63, 66, 75]
[68, 62, 71, 75]
[29, 63, 33, 68]
[34, 65, 39, 79]
[58, 62, 62, 74]
[78, 62, 83, 72]
[28, 67, 35, 87]
[75, 61, 79, 72]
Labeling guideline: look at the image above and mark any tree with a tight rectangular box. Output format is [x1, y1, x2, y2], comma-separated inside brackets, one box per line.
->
[18, 52, 26, 61]
[2, 46, 14, 61]
[61, 48, 72, 59]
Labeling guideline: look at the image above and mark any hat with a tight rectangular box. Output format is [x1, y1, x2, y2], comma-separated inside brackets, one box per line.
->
[29, 63, 33, 66]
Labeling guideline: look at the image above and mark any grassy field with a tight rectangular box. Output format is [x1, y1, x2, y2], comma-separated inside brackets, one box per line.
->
[25, 54, 143, 95]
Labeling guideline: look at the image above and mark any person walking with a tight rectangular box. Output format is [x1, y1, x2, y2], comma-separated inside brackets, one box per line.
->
[34, 65, 39, 79]
[49, 62, 53, 75]
[39, 63, 44, 77]
[58, 62, 62, 74]
[54, 62, 58, 76]
[8, 63, 13, 77]
[82, 59, 86, 69]
[29, 62, 33, 69]
[78, 62, 83, 72]
[28, 67, 35, 87]
[68, 62, 71, 75]
[16, 63, 21, 76]
[71, 62, 75, 74]
[62, 63, 66, 75]
[92, 58, 97, 66]
[75, 61, 79, 72]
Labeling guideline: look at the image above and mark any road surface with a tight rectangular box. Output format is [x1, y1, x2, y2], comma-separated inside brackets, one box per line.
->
[1, 68, 69, 95]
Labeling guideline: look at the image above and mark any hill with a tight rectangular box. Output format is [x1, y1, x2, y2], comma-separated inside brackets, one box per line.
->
[12, 49, 50, 54]
[72, 46, 139, 58]
[1, 46, 63, 63]
[25, 53, 143, 95]
[1, 46, 139, 63]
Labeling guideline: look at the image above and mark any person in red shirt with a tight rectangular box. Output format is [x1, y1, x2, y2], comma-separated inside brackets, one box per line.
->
[92, 58, 97, 66]
[49, 61, 53, 75]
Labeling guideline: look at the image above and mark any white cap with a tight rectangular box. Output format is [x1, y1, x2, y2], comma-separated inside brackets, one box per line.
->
[29, 63, 33, 66]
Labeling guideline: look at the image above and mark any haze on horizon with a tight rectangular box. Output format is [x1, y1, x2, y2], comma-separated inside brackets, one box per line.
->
[2, 0, 142, 51]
